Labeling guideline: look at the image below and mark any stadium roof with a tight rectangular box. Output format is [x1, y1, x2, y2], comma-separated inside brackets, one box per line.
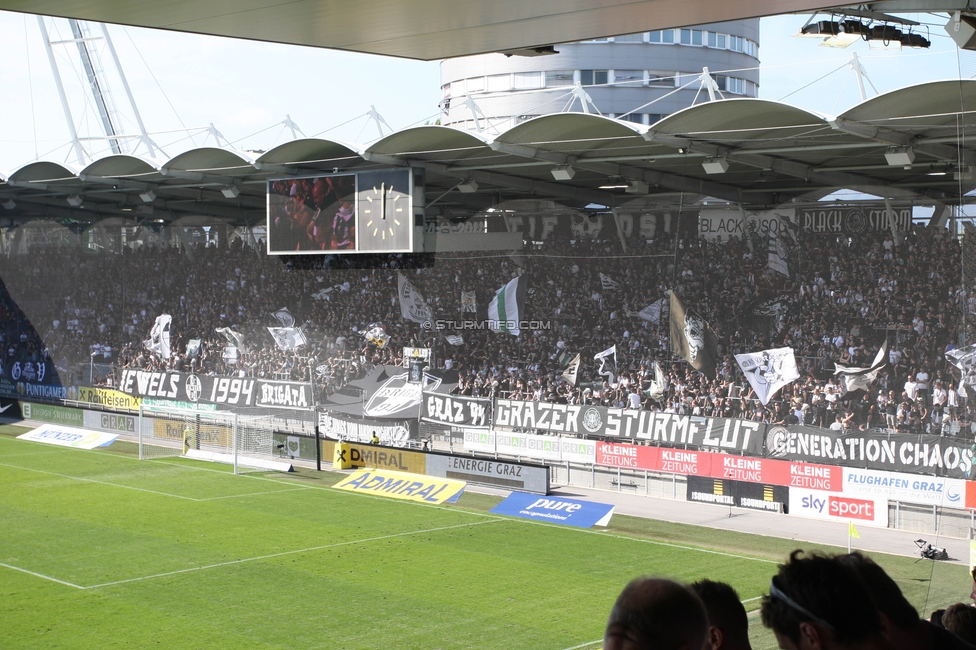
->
[2, 80, 976, 227]
[0, 0, 877, 61]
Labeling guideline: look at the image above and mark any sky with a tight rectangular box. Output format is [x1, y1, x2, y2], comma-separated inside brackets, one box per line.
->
[0, 9, 971, 173]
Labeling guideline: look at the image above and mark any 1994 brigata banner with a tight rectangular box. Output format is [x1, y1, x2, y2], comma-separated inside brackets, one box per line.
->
[117, 369, 312, 410]
[493, 399, 763, 455]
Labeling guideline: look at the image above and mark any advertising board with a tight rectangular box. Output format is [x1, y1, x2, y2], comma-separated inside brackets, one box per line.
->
[425, 454, 549, 494]
[788, 488, 889, 527]
[18, 424, 117, 449]
[841, 467, 967, 510]
[83, 410, 138, 435]
[489, 492, 615, 528]
[332, 468, 465, 504]
[686, 475, 788, 513]
[77, 386, 141, 412]
[462, 430, 596, 464]
[21, 402, 84, 427]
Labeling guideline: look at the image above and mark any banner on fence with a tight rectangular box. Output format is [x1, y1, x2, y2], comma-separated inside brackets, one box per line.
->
[421, 392, 491, 428]
[686, 475, 788, 513]
[841, 467, 967, 510]
[425, 454, 549, 494]
[116, 370, 312, 410]
[463, 430, 596, 464]
[77, 387, 141, 411]
[788, 487, 889, 527]
[318, 411, 413, 447]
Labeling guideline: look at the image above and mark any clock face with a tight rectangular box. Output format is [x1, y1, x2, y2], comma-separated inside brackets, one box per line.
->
[356, 170, 412, 252]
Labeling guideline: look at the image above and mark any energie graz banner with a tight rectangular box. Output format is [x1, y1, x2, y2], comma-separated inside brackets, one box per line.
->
[765, 425, 975, 479]
[493, 399, 763, 455]
[117, 369, 312, 410]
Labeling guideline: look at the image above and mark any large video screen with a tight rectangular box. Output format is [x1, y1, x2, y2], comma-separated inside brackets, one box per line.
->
[267, 169, 413, 254]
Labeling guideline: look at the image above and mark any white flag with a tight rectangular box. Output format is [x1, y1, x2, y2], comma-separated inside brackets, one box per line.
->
[398, 273, 433, 324]
[561, 353, 581, 386]
[186, 339, 202, 358]
[594, 345, 617, 386]
[272, 308, 296, 328]
[767, 228, 789, 276]
[362, 324, 390, 348]
[947, 343, 976, 391]
[646, 361, 668, 403]
[735, 347, 799, 406]
[268, 327, 307, 350]
[445, 334, 465, 346]
[216, 327, 249, 354]
[145, 314, 172, 360]
[599, 273, 620, 290]
[638, 299, 666, 323]
[460, 291, 477, 313]
[834, 340, 888, 394]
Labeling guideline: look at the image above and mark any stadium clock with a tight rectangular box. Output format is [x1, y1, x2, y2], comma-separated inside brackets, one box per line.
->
[356, 170, 412, 252]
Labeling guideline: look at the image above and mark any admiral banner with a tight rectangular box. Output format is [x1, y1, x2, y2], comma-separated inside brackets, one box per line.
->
[463, 430, 596, 464]
[493, 399, 763, 455]
[318, 411, 413, 447]
[765, 425, 974, 479]
[421, 392, 490, 429]
[117, 369, 312, 410]
[333, 468, 466, 504]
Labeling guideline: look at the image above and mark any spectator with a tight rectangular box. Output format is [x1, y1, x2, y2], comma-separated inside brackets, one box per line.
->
[942, 605, 976, 647]
[604, 577, 708, 650]
[691, 579, 753, 650]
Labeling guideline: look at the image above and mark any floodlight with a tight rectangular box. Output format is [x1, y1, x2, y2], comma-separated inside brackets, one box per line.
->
[221, 186, 240, 199]
[139, 190, 156, 203]
[625, 180, 649, 194]
[66, 195, 83, 207]
[550, 165, 575, 181]
[457, 179, 479, 193]
[884, 147, 915, 167]
[702, 157, 730, 174]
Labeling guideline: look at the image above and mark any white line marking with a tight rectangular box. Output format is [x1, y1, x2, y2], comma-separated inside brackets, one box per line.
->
[559, 640, 602, 650]
[0, 561, 85, 589]
[0, 461, 200, 501]
[85, 518, 504, 589]
[197, 486, 313, 501]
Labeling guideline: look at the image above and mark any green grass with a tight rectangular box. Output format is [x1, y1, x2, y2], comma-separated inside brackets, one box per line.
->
[0, 424, 970, 649]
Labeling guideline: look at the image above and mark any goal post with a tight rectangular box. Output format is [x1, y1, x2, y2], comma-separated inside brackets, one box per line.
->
[138, 404, 289, 474]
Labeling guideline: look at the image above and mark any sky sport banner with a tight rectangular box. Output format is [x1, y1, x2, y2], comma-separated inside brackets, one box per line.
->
[489, 492, 614, 528]
[493, 399, 763, 455]
[332, 468, 465, 504]
[765, 425, 974, 479]
[421, 392, 491, 428]
[116, 369, 312, 410]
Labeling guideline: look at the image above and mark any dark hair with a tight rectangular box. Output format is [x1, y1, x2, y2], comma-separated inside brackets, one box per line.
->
[943, 603, 976, 645]
[930, 609, 946, 628]
[691, 579, 750, 646]
[760, 550, 881, 645]
[606, 577, 708, 650]
[833, 552, 918, 630]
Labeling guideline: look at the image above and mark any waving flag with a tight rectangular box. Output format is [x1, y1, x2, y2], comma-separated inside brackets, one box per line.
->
[216, 327, 249, 354]
[488, 276, 526, 336]
[272, 308, 296, 328]
[561, 353, 581, 386]
[946, 343, 976, 390]
[670, 292, 718, 378]
[594, 345, 617, 386]
[268, 327, 307, 350]
[398, 273, 433, 324]
[735, 347, 799, 406]
[834, 340, 888, 393]
[145, 314, 172, 359]
[646, 361, 668, 403]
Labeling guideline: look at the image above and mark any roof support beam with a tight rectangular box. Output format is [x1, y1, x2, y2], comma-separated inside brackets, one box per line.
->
[828, 118, 973, 166]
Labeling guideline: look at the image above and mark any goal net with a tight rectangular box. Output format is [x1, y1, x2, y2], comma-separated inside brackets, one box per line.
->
[138, 404, 278, 474]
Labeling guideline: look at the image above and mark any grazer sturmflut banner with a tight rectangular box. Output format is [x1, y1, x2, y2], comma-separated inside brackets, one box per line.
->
[421, 392, 491, 429]
[492, 399, 764, 455]
[765, 425, 976, 479]
[116, 369, 312, 410]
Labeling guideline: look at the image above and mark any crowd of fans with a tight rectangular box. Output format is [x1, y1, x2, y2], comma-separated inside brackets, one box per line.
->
[606, 550, 976, 650]
[0, 218, 970, 434]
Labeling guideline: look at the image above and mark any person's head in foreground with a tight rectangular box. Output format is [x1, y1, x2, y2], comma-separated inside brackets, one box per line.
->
[691, 579, 753, 650]
[604, 577, 708, 650]
[761, 550, 885, 650]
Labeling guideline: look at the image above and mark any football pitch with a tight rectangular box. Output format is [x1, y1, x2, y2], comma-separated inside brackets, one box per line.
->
[0, 425, 969, 650]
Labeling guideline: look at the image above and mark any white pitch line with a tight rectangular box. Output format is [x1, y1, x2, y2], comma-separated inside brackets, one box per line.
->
[559, 640, 602, 650]
[197, 486, 314, 501]
[85, 518, 504, 589]
[0, 561, 85, 589]
[0, 462, 200, 501]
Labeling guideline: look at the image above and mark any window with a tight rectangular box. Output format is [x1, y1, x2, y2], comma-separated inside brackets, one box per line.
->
[717, 33, 726, 48]
[692, 29, 703, 45]
[546, 70, 575, 87]
[612, 70, 643, 85]
[618, 113, 644, 124]
[614, 33, 644, 43]
[514, 72, 542, 89]
[441, 84, 452, 99]
[451, 80, 465, 96]
[680, 29, 691, 44]
[707, 32, 716, 47]
[647, 71, 674, 87]
[580, 70, 608, 85]
[487, 74, 511, 92]
[466, 76, 485, 94]
[647, 113, 665, 124]
[649, 30, 662, 43]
